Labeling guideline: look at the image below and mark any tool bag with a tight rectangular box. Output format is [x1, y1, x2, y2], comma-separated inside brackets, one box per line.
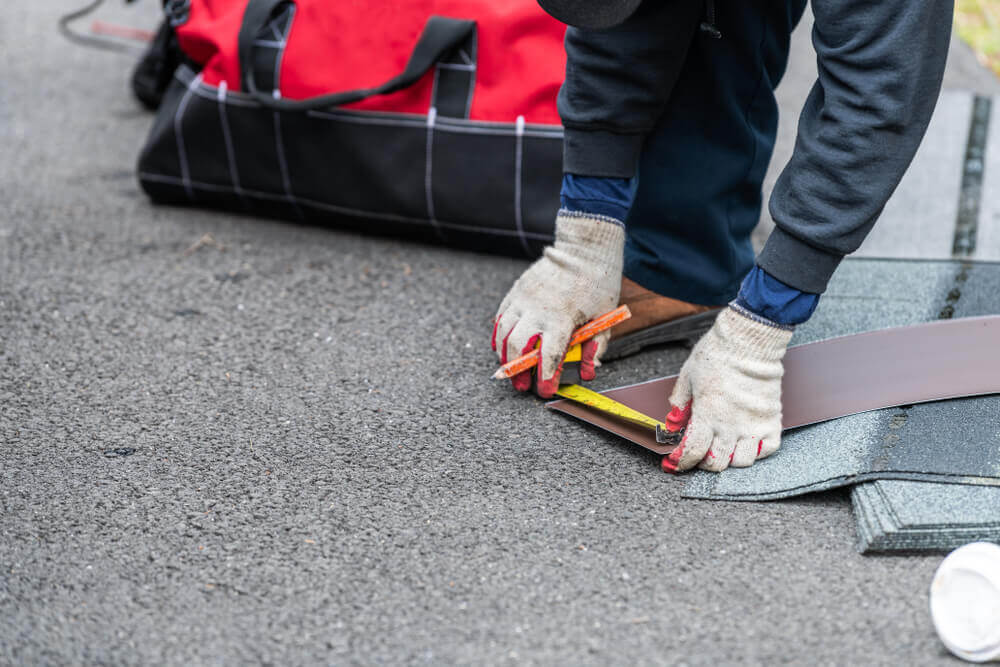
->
[137, 0, 567, 257]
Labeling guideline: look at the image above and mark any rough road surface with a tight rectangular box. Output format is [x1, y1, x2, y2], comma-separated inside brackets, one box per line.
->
[2, 3, 991, 664]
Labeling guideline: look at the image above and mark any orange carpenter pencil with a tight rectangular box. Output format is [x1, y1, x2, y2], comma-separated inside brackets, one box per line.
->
[492, 305, 631, 380]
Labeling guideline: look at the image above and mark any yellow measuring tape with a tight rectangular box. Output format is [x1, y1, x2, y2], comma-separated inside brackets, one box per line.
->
[555, 384, 680, 445]
[555, 383, 664, 432]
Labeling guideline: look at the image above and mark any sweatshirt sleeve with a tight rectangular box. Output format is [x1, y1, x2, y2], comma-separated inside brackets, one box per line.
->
[758, 0, 954, 294]
[557, 0, 704, 178]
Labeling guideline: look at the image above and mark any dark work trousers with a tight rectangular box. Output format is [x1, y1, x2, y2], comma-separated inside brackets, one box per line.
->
[624, 0, 808, 305]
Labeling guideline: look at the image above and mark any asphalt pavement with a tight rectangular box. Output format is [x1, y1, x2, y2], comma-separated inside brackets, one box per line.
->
[1, 3, 994, 664]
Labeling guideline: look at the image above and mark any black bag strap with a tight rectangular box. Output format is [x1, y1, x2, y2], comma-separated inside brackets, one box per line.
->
[238, 1, 476, 111]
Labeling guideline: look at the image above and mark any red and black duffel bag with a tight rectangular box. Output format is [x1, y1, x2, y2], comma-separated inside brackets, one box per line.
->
[137, 0, 567, 257]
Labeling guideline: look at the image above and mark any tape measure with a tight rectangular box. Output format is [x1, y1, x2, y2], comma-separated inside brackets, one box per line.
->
[554, 384, 681, 445]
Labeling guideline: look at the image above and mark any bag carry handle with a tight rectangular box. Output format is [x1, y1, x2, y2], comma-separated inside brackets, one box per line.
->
[238, 1, 476, 111]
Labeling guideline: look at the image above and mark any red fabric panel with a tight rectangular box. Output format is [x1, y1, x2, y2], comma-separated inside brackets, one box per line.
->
[175, 0, 245, 89]
[176, 0, 566, 125]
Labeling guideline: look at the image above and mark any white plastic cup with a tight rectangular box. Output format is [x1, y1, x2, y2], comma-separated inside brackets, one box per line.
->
[930, 542, 1000, 663]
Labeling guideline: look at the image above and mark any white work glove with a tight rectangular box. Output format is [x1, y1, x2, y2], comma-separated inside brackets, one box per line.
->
[661, 304, 793, 473]
[493, 210, 624, 398]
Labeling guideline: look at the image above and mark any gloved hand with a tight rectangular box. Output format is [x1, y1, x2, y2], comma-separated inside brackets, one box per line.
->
[493, 211, 624, 398]
[661, 304, 793, 472]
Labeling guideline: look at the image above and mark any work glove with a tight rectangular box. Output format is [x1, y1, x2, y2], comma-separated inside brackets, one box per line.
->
[661, 304, 793, 473]
[493, 210, 625, 398]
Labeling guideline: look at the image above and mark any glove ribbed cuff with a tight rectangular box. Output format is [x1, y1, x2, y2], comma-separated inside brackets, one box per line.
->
[557, 208, 625, 229]
[720, 304, 794, 362]
[553, 209, 626, 266]
[728, 301, 793, 332]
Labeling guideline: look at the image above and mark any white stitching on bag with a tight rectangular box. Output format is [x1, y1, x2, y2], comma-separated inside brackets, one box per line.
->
[436, 62, 476, 72]
[216, 81, 247, 205]
[272, 108, 303, 219]
[173, 72, 201, 201]
[138, 172, 556, 241]
[175, 68, 563, 138]
[424, 107, 445, 241]
[514, 115, 531, 256]
[464, 31, 477, 119]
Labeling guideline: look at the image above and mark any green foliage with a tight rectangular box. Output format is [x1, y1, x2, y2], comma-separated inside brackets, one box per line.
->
[956, 0, 1000, 77]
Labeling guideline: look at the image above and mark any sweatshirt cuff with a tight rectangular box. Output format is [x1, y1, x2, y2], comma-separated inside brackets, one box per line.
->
[756, 226, 844, 295]
[562, 127, 644, 178]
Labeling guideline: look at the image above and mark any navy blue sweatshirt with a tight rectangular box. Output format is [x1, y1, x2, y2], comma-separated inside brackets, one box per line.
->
[558, 0, 954, 294]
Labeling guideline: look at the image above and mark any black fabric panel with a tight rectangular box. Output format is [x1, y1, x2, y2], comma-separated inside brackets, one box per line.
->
[432, 27, 475, 119]
[220, 105, 294, 218]
[249, 3, 291, 92]
[252, 46, 280, 92]
[282, 113, 429, 219]
[139, 179, 189, 205]
[519, 134, 562, 254]
[179, 95, 235, 188]
[238, 0, 287, 93]
[137, 71, 562, 259]
[137, 77, 185, 197]
[434, 68, 473, 119]
[431, 130, 516, 233]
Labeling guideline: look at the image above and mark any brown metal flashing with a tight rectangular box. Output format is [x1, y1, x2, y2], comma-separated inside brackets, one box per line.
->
[547, 316, 1000, 456]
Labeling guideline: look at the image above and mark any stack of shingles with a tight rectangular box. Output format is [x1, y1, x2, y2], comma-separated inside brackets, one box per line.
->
[849, 258, 1000, 552]
[680, 258, 1000, 553]
[853, 480, 1000, 552]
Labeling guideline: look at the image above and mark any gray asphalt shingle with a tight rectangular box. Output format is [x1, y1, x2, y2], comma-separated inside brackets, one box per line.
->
[680, 259, 1000, 552]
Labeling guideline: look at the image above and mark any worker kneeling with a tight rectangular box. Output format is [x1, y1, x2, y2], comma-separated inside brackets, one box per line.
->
[493, 0, 952, 472]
